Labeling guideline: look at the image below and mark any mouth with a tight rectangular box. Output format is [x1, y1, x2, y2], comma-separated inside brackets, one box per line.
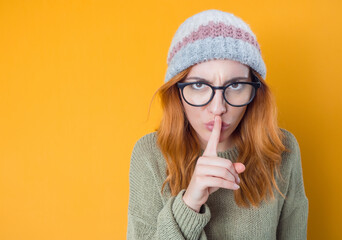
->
[205, 120, 230, 131]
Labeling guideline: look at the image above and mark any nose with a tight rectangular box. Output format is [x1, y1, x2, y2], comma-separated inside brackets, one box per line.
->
[207, 89, 227, 115]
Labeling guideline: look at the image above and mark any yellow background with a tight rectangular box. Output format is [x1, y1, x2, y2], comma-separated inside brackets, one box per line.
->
[0, 0, 341, 239]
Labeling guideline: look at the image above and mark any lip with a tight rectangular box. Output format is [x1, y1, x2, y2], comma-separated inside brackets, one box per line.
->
[205, 120, 230, 131]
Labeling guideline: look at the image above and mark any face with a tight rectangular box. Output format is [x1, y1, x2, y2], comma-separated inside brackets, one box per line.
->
[179, 59, 251, 152]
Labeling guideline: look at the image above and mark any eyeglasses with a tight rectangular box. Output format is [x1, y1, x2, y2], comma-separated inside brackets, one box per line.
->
[177, 74, 261, 107]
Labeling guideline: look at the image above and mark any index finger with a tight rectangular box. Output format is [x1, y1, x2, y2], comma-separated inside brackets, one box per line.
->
[203, 115, 222, 157]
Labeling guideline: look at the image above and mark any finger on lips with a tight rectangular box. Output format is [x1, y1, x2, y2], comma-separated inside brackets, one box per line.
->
[203, 115, 221, 157]
[202, 115, 241, 186]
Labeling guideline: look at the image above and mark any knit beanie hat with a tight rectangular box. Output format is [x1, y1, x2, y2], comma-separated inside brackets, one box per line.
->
[164, 9, 266, 83]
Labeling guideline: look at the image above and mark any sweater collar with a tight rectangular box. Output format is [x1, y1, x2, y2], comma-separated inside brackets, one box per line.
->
[199, 145, 239, 163]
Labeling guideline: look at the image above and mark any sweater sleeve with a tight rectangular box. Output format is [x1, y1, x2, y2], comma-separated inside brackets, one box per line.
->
[127, 134, 211, 240]
[277, 131, 309, 240]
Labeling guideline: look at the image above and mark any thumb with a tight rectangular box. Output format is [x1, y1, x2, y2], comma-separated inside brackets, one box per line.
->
[233, 163, 246, 174]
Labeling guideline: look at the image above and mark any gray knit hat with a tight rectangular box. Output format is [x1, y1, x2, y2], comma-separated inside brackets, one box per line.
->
[164, 9, 266, 83]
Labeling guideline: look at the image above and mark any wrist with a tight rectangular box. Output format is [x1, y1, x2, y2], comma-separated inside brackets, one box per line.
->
[182, 194, 201, 213]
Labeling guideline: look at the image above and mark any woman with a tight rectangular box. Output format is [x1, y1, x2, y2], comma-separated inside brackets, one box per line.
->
[127, 9, 308, 240]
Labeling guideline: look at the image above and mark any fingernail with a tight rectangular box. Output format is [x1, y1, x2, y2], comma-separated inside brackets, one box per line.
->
[237, 177, 240, 184]
[234, 184, 240, 189]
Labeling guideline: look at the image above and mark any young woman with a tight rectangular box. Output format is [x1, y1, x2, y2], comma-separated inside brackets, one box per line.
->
[127, 9, 309, 240]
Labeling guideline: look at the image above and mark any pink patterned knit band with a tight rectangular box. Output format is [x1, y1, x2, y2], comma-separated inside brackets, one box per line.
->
[167, 21, 261, 65]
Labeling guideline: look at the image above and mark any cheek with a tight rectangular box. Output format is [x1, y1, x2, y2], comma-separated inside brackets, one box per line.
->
[183, 105, 201, 121]
[231, 106, 247, 122]
[182, 101, 205, 125]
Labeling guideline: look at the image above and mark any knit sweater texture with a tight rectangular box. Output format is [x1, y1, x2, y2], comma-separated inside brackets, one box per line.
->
[127, 128, 309, 240]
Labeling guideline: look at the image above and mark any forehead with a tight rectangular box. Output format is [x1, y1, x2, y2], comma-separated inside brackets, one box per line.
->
[187, 59, 250, 80]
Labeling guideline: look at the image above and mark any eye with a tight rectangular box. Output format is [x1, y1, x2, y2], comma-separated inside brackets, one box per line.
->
[191, 82, 206, 90]
[228, 82, 242, 90]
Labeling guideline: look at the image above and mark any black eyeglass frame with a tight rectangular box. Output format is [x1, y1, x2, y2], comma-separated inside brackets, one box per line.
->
[177, 73, 262, 107]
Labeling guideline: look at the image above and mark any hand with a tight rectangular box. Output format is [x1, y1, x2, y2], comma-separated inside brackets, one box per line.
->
[182, 115, 246, 212]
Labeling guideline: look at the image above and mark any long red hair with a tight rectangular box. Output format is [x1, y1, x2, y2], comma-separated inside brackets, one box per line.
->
[149, 65, 288, 207]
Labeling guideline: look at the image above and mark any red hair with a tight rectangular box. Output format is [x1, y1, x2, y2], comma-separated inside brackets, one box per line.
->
[149, 66, 288, 207]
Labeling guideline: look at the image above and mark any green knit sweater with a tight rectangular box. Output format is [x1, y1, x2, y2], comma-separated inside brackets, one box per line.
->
[127, 128, 309, 239]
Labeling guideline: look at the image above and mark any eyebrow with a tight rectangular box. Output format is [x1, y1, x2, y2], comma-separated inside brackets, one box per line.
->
[184, 76, 250, 85]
